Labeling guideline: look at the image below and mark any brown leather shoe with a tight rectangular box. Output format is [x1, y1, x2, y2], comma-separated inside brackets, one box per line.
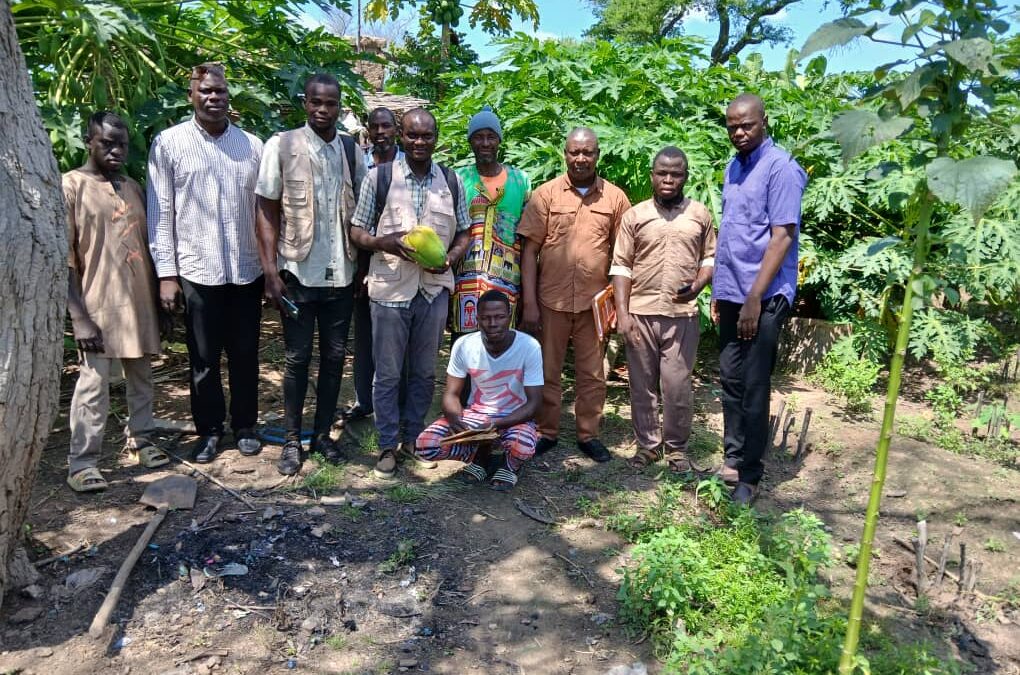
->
[717, 465, 739, 485]
[374, 448, 397, 479]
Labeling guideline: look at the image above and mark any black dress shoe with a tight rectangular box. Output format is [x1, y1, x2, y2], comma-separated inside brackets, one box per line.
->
[277, 440, 304, 476]
[577, 439, 612, 463]
[192, 435, 222, 464]
[342, 403, 373, 421]
[731, 482, 760, 507]
[534, 437, 559, 456]
[312, 434, 346, 464]
[235, 428, 262, 456]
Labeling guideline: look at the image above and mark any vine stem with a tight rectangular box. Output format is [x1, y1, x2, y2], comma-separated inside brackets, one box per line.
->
[838, 187, 935, 674]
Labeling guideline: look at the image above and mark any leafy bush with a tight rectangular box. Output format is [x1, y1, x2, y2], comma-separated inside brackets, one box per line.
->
[812, 335, 882, 413]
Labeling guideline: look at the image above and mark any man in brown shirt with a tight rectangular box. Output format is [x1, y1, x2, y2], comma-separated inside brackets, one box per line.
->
[611, 147, 716, 472]
[518, 127, 631, 462]
[65, 111, 167, 492]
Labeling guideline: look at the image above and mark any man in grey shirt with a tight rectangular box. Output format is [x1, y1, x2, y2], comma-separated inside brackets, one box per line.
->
[147, 62, 264, 464]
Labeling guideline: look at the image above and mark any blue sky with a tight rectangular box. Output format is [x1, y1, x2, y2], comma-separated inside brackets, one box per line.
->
[457, 0, 911, 72]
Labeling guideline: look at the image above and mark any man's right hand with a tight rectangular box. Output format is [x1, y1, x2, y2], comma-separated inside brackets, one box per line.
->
[72, 316, 104, 353]
[519, 301, 542, 336]
[377, 232, 415, 261]
[618, 312, 641, 345]
[264, 272, 286, 310]
[445, 409, 467, 432]
[159, 278, 182, 314]
[710, 299, 720, 326]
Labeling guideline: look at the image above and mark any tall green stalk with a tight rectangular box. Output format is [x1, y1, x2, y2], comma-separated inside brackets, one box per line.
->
[838, 189, 935, 674]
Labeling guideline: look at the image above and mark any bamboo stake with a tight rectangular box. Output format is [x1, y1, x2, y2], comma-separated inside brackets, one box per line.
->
[795, 408, 813, 462]
[959, 542, 967, 592]
[838, 191, 934, 674]
[769, 399, 787, 447]
[935, 528, 957, 591]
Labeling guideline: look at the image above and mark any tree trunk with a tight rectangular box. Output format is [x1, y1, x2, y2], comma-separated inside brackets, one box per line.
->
[0, 0, 67, 608]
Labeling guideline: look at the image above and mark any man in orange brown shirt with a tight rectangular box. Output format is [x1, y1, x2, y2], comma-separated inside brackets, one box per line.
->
[518, 128, 631, 462]
[611, 147, 716, 473]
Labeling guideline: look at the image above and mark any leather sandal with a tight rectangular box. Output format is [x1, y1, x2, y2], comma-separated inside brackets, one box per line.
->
[627, 446, 661, 469]
[67, 467, 108, 492]
[130, 444, 170, 469]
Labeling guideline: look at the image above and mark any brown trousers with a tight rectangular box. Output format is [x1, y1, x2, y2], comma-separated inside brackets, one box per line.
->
[537, 305, 606, 442]
[625, 315, 700, 452]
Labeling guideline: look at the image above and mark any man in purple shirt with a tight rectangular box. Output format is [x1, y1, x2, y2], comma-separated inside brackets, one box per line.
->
[711, 93, 807, 506]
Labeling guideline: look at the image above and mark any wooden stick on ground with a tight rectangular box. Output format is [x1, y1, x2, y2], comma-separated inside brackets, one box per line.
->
[935, 527, 957, 591]
[167, 451, 257, 509]
[794, 408, 813, 462]
[554, 552, 595, 588]
[769, 399, 787, 447]
[32, 541, 89, 567]
[958, 542, 967, 593]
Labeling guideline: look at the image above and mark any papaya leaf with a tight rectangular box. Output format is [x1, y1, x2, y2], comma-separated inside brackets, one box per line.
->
[828, 110, 912, 164]
[926, 156, 1018, 223]
[867, 236, 901, 256]
[942, 38, 994, 75]
[798, 18, 884, 62]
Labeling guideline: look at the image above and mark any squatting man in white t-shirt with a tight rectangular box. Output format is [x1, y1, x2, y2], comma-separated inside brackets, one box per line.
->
[414, 290, 543, 491]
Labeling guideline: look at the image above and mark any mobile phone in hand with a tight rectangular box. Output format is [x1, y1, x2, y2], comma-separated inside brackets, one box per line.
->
[677, 284, 693, 295]
[281, 295, 300, 320]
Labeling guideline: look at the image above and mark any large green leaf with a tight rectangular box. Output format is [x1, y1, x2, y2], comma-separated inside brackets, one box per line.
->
[798, 18, 884, 62]
[926, 156, 1018, 223]
[942, 38, 994, 75]
[828, 110, 913, 164]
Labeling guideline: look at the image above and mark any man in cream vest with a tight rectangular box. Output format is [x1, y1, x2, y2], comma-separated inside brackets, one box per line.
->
[350, 108, 471, 479]
[255, 73, 367, 476]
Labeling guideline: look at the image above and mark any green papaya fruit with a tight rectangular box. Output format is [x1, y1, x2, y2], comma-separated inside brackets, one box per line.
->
[402, 226, 447, 269]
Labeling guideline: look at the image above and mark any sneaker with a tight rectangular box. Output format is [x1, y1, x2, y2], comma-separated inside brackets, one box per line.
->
[312, 434, 346, 464]
[731, 482, 760, 507]
[577, 438, 612, 463]
[374, 448, 398, 479]
[533, 437, 559, 456]
[235, 428, 262, 456]
[277, 440, 304, 476]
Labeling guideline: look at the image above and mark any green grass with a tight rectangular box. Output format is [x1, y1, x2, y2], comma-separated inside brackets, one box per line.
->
[378, 539, 416, 573]
[385, 484, 427, 503]
[325, 634, 349, 650]
[301, 454, 345, 493]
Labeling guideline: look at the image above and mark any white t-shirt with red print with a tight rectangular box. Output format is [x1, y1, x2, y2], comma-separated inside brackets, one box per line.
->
[447, 330, 543, 416]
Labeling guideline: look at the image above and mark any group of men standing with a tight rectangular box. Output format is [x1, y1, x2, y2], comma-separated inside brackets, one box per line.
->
[62, 62, 805, 505]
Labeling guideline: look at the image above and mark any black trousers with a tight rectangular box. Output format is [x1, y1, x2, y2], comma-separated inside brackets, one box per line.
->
[182, 276, 264, 437]
[352, 288, 374, 410]
[282, 274, 355, 441]
[718, 295, 790, 485]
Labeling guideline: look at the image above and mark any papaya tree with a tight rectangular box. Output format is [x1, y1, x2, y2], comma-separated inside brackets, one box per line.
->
[797, 1, 1018, 671]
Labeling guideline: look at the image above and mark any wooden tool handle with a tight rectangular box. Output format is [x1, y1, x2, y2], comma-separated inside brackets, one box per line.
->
[89, 505, 168, 638]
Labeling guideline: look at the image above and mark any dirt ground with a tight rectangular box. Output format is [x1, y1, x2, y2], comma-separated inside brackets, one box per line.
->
[1, 314, 1018, 675]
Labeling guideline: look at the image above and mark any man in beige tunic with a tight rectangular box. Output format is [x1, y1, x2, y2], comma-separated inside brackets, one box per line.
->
[65, 111, 166, 492]
[611, 146, 716, 473]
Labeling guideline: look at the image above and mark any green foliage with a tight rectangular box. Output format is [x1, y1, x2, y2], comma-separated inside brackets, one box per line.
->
[811, 335, 882, 413]
[14, 0, 365, 180]
[385, 15, 479, 100]
[378, 538, 416, 572]
[302, 454, 346, 493]
[385, 484, 427, 503]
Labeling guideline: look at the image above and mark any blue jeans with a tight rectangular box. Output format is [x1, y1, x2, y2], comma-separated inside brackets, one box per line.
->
[370, 290, 448, 449]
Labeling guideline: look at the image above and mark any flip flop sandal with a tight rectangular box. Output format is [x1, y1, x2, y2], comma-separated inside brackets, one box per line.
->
[67, 467, 108, 493]
[130, 444, 170, 469]
[489, 467, 518, 492]
[665, 453, 694, 474]
[627, 446, 662, 469]
[458, 462, 488, 484]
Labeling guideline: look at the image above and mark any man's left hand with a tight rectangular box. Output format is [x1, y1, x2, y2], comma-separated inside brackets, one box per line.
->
[737, 298, 761, 340]
[676, 283, 702, 304]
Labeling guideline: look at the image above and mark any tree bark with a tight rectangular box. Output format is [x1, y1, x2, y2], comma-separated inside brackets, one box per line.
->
[0, 0, 67, 608]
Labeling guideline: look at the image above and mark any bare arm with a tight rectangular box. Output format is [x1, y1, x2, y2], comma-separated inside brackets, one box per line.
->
[493, 385, 543, 429]
[256, 195, 285, 308]
[737, 223, 794, 339]
[441, 374, 467, 432]
[519, 237, 542, 334]
[67, 270, 103, 352]
[349, 225, 415, 260]
[612, 275, 640, 345]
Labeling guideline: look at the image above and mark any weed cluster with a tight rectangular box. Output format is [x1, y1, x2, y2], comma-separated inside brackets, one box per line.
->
[811, 335, 881, 413]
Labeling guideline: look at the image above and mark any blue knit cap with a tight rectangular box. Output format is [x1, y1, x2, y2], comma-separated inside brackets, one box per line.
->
[467, 105, 502, 141]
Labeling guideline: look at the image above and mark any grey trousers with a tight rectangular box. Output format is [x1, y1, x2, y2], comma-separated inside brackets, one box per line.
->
[370, 290, 448, 449]
[625, 315, 700, 453]
[68, 352, 155, 475]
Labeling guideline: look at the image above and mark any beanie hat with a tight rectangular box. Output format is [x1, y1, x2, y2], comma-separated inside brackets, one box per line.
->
[467, 105, 502, 141]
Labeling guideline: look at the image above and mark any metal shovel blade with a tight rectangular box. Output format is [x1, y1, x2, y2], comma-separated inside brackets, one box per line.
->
[139, 474, 197, 510]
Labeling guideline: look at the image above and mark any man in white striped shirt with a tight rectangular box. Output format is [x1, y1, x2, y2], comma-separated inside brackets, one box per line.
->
[147, 62, 265, 464]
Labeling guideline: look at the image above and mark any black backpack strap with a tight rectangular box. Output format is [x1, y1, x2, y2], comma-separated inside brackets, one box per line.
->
[373, 161, 392, 231]
[339, 133, 357, 200]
